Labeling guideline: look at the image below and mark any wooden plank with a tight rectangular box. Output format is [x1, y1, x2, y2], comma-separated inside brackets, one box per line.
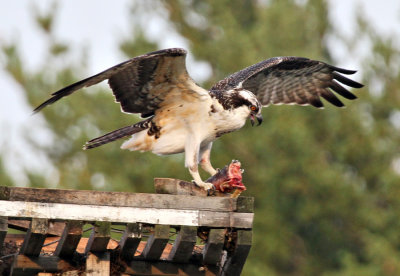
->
[0, 185, 236, 212]
[202, 229, 225, 265]
[168, 226, 197, 263]
[155, 178, 247, 199]
[135, 241, 175, 259]
[5, 234, 119, 255]
[8, 237, 222, 275]
[199, 211, 254, 228]
[154, 178, 224, 197]
[154, 178, 204, 195]
[0, 216, 7, 252]
[221, 230, 252, 276]
[54, 220, 83, 258]
[12, 255, 76, 275]
[86, 252, 110, 276]
[0, 186, 9, 200]
[119, 223, 142, 262]
[8, 219, 66, 236]
[20, 218, 48, 256]
[124, 260, 219, 275]
[230, 212, 254, 229]
[85, 222, 111, 253]
[0, 201, 253, 229]
[236, 196, 254, 213]
[142, 225, 170, 260]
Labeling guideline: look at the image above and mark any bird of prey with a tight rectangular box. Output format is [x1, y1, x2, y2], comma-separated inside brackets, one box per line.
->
[34, 48, 363, 190]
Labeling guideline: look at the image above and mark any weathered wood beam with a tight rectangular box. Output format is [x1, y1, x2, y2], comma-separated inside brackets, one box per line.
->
[20, 218, 48, 256]
[167, 226, 197, 263]
[8, 220, 66, 236]
[54, 220, 83, 258]
[154, 178, 212, 197]
[0, 201, 253, 229]
[221, 230, 252, 276]
[5, 234, 119, 256]
[85, 222, 111, 254]
[0, 216, 7, 252]
[0, 185, 237, 212]
[141, 225, 170, 260]
[236, 196, 254, 213]
[124, 260, 219, 275]
[202, 229, 225, 265]
[12, 255, 76, 275]
[15, 254, 221, 276]
[199, 211, 253, 228]
[86, 252, 110, 276]
[119, 223, 142, 262]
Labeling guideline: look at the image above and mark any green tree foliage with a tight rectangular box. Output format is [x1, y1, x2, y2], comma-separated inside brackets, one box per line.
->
[0, 159, 13, 187]
[2, 0, 400, 274]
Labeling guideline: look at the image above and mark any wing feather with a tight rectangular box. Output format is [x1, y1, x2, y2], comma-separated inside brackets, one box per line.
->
[329, 80, 357, 100]
[210, 56, 363, 108]
[332, 72, 363, 88]
[319, 88, 344, 107]
[34, 48, 206, 116]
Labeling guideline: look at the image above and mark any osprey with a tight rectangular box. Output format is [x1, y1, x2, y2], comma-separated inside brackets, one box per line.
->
[34, 48, 363, 190]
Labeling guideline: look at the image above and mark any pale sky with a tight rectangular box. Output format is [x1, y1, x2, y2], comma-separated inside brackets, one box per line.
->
[0, 0, 399, 186]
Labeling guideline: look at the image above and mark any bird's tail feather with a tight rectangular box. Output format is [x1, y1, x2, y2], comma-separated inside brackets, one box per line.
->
[83, 118, 151, 150]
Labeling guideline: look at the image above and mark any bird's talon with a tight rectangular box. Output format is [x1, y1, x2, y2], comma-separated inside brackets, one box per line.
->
[192, 180, 214, 191]
[207, 185, 216, 196]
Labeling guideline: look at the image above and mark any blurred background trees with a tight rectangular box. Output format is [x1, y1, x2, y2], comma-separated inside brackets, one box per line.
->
[2, 0, 400, 274]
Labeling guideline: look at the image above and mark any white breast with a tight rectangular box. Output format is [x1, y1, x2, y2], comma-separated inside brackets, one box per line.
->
[121, 97, 250, 155]
[209, 102, 250, 137]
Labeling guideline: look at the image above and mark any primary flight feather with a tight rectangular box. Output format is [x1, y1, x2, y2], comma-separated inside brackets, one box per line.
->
[34, 48, 363, 190]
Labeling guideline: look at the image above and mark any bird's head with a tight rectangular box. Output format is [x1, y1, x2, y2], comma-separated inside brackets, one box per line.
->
[235, 89, 263, 126]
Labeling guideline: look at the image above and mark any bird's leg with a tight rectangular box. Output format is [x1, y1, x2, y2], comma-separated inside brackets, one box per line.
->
[185, 138, 214, 190]
[199, 142, 217, 176]
[188, 165, 214, 190]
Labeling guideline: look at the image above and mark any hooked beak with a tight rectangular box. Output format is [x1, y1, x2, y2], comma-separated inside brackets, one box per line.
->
[250, 113, 263, 126]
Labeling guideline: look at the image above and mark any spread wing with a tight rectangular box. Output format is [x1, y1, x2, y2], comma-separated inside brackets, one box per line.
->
[211, 56, 363, 108]
[34, 48, 207, 116]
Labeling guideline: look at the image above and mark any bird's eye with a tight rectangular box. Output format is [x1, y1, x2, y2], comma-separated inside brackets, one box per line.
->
[250, 105, 257, 111]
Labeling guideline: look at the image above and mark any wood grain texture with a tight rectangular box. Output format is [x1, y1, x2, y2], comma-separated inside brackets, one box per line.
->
[8, 219, 66, 236]
[141, 225, 170, 260]
[54, 220, 83, 258]
[0, 201, 253, 228]
[0, 185, 237, 212]
[20, 218, 48, 256]
[85, 222, 111, 254]
[235, 196, 254, 213]
[0, 216, 7, 252]
[221, 230, 252, 276]
[124, 260, 219, 275]
[119, 223, 142, 262]
[167, 226, 197, 262]
[1, 182, 254, 274]
[86, 252, 110, 276]
[154, 178, 211, 196]
[12, 255, 76, 274]
[202, 229, 225, 265]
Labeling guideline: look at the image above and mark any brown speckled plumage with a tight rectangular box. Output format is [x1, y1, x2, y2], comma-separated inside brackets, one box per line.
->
[211, 56, 363, 108]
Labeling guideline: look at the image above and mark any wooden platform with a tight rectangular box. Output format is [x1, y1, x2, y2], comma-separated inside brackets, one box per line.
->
[0, 178, 254, 275]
